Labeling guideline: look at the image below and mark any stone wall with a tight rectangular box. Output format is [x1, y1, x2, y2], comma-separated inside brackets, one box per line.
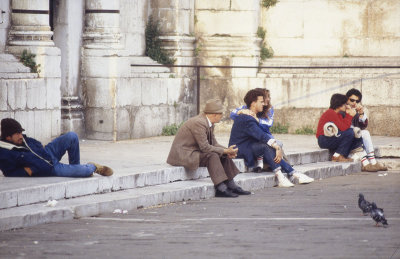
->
[261, 0, 400, 57]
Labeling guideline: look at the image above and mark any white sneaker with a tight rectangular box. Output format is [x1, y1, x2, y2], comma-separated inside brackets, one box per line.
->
[275, 171, 294, 187]
[290, 172, 314, 184]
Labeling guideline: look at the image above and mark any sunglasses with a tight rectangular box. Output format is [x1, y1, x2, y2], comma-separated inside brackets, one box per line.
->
[349, 98, 360, 103]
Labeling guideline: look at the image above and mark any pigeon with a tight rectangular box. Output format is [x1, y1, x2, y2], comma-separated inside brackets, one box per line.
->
[370, 202, 388, 227]
[358, 193, 372, 216]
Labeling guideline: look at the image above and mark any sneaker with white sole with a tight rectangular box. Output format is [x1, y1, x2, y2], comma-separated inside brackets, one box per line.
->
[290, 172, 314, 184]
[275, 171, 294, 187]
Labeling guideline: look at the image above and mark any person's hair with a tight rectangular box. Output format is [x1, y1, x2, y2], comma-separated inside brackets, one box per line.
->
[345, 88, 362, 102]
[244, 89, 264, 108]
[255, 88, 272, 118]
[329, 94, 348, 110]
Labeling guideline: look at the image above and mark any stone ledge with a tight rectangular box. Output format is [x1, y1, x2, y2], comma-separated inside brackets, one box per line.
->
[0, 160, 361, 231]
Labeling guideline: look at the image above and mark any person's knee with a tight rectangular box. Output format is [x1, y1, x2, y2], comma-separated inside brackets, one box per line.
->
[361, 129, 371, 138]
[64, 132, 79, 142]
[341, 128, 355, 138]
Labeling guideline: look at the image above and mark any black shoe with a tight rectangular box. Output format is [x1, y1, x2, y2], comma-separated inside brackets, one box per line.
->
[215, 189, 239, 198]
[231, 186, 251, 195]
[252, 167, 262, 173]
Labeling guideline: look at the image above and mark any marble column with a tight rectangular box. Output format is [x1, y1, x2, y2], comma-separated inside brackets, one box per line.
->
[82, 0, 130, 140]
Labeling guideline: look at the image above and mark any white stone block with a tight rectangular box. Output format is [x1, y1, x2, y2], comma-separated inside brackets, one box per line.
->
[116, 108, 131, 138]
[26, 79, 40, 109]
[166, 78, 182, 105]
[13, 110, 34, 137]
[13, 80, 27, 110]
[45, 78, 61, 109]
[36, 54, 62, 78]
[141, 78, 167, 105]
[34, 110, 52, 143]
[231, 0, 258, 11]
[116, 78, 141, 107]
[51, 109, 61, 138]
[85, 108, 115, 140]
[132, 106, 169, 138]
[362, 78, 400, 106]
[82, 55, 131, 78]
[6, 80, 16, 109]
[197, 10, 257, 35]
[85, 78, 115, 109]
[195, 0, 230, 10]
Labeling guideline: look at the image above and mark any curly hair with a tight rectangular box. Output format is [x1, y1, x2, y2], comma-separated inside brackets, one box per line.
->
[255, 88, 272, 119]
[244, 89, 264, 108]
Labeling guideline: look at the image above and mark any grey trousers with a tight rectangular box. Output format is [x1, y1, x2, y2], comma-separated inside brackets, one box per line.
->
[199, 152, 240, 185]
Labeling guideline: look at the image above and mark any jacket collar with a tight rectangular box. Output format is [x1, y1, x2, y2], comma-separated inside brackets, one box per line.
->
[0, 139, 27, 150]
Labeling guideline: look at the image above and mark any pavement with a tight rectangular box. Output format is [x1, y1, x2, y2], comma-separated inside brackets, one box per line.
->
[0, 170, 399, 259]
[0, 133, 399, 231]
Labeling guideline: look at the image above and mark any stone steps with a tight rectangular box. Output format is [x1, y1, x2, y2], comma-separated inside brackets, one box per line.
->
[0, 160, 361, 231]
[0, 148, 329, 210]
[130, 56, 173, 76]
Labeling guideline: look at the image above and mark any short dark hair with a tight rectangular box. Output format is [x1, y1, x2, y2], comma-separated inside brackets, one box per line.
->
[329, 94, 348, 110]
[255, 88, 272, 119]
[345, 88, 362, 102]
[244, 89, 264, 108]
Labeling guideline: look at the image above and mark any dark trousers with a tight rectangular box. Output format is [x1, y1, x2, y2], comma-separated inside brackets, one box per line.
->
[317, 128, 363, 157]
[199, 152, 240, 185]
[251, 142, 294, 175]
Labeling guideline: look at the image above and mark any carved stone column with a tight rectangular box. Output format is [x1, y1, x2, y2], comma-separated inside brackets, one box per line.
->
[82, 0, 130, 140]
[8, 0, 53, 46]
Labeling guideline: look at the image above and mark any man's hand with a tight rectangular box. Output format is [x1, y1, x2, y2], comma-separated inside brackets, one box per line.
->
[273, 146, 283, 163]
[356, 103, 364, 116]
[345, 105, 356, 117]
[238, 109, 253, 116]
[24, 167, 32, 176]
[224, 145, 238, 158]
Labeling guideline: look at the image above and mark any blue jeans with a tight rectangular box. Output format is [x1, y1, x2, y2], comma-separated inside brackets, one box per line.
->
[251, 142, 294, 176]
[44, 132, 95, 177]
[318, 128, 363, 157]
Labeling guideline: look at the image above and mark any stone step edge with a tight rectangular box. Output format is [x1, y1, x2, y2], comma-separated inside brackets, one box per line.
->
[0, 149, 329, 210]
[0, 161, 361, 231]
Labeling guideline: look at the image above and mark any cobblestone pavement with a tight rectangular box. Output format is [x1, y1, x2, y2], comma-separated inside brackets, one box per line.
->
[1, 171, 399, 259]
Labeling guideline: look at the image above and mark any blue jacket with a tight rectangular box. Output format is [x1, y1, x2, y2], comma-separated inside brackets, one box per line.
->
[229, 114, 273, 167]
[0, 135, 53, 177]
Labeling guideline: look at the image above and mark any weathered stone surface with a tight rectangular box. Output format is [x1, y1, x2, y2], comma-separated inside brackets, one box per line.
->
[132, 106, 169, 138]
[262, 0, 400, 56]
[0, 81, 7, 111]
[141, 78, 167, 106]
[85, 108, 115, 140]
[85, 78, 116, 109]
[166, 78, 182, 105]
[45, 78, 61, 109]
[116, 78, 142, 107]
[195, 0, 230, 10]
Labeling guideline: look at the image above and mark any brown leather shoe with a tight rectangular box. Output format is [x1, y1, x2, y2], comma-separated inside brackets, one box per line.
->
[376, 162, 388, 171]
[89, 162, 114, 176]
[331, 155, 353, 162]
[362, 163, 378, 172]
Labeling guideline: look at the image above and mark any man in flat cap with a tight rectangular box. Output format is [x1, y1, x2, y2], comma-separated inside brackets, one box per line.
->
[0, 118, 113, 177]
[167, 99, 250, 198]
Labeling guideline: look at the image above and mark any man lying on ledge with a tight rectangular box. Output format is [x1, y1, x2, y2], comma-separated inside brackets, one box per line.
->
[0, 118, 113, 177]
[167, 99, 251, 198]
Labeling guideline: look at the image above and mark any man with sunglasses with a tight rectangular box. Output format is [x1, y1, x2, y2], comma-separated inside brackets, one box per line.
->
[345, 89, 387, 171]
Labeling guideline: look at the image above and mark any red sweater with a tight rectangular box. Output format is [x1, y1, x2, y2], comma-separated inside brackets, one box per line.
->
[316, 109, 353, 138]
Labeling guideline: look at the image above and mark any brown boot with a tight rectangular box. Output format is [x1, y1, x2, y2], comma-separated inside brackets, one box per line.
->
[89, 162, 114, 176]
[331, 155, 353, 162]
[362, 163, 378, 172]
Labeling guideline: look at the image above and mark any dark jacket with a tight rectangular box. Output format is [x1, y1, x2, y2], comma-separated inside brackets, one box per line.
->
[229, 114, 273, 167]
[0, 135, 53, 177]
